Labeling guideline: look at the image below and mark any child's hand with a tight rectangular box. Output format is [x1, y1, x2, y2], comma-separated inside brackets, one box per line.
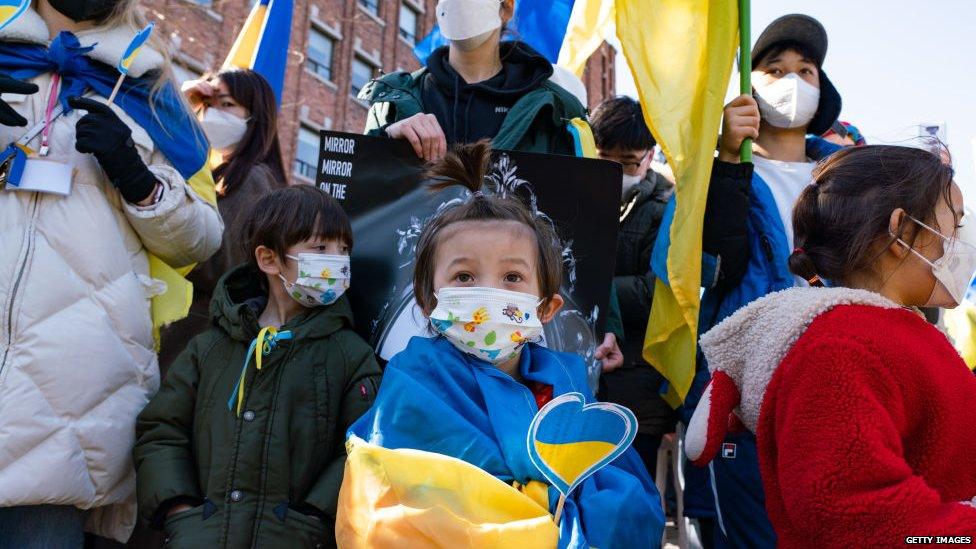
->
[596, 333, 624, 373]
[165, 503, 194, 518]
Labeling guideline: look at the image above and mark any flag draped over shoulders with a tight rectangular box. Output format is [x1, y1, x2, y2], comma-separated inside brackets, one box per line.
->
[616, 0, 739, 406]
[339, 336, 664, 548]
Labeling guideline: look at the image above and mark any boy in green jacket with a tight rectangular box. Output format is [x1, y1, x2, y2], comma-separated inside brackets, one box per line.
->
[134, 185, 382, 548]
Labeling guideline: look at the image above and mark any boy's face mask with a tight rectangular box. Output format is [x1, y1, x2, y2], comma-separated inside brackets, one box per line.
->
[896, 215, 976, 308]
[429, 286, 544, 365]
[279, 253, 351, 308]
[48, 0, 119, 22]
[752, 72, 820, 129]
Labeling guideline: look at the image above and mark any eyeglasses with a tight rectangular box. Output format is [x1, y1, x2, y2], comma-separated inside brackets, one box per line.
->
[600, 151, 651, 175]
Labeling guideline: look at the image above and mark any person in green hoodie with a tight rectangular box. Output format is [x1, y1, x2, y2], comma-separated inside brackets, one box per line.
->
[134, 185, 382, 548]
[360, 0, 587, 161]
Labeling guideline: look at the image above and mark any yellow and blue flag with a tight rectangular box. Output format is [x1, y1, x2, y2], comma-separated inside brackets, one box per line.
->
[0, 0, 28, 32]
[118, 22, 153, 76]
[616, 0, 740, 406]
[223, 0, 292, 103]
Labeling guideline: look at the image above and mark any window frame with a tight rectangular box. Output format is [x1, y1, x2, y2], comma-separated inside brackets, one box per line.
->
[305, 26, 336, 82]
[350, 56, 377, 98]
[293, 125, 321, 181]
[398, 2, 420, 45]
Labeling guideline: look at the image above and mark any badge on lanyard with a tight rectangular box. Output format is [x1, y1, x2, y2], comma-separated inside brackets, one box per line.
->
[1, 75, 77, 196]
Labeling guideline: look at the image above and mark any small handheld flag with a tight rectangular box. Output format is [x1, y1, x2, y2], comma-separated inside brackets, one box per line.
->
[108, 22, 154, 103]
[0, 0, 29, 32]
[526, 392, 638, 525]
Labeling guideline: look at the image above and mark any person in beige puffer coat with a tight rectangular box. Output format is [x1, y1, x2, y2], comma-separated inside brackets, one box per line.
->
[0, 1, 223, 545]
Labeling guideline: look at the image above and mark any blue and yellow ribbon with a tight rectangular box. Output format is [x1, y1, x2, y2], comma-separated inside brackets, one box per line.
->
[227, 326, 292, 416]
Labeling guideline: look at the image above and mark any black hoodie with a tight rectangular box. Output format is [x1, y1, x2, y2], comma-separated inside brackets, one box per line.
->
[422, 41, 553, 144]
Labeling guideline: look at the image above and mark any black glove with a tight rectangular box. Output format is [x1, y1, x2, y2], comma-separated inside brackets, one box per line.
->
[0, 74, 39, 127]
[68, 96, 158, 204]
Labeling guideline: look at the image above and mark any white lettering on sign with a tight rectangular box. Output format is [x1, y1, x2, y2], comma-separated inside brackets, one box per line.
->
[321, 159, 353, 178]
[319, 181, 348, 200]
[322, 136, 356, 155]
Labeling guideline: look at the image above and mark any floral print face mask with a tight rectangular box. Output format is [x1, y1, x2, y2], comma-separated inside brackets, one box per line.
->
[429, 287, 544, 364]
[279, 253, 351, 307]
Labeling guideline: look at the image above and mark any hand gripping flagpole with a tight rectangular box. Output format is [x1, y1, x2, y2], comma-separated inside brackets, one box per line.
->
[738, 0, 752, 163]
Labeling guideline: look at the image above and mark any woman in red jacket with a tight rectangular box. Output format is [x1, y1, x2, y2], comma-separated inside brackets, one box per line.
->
[685, 144, 976, 547]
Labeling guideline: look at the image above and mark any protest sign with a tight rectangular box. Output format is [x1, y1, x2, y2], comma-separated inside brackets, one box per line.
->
[316, 130, 620, 387]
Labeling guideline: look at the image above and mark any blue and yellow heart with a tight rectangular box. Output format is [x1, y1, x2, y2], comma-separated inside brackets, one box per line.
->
[526, 392, 637, 496]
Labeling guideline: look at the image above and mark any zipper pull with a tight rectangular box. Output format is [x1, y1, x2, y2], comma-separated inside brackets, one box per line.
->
[359, 384, 368, 400]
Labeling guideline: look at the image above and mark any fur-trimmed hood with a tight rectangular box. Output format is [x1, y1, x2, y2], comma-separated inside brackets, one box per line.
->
[685, 286, 900, 465]
[0, 8, 163, 78]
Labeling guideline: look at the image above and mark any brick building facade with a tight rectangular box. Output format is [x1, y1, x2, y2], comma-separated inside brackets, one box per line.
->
[141, 0, 615, 184]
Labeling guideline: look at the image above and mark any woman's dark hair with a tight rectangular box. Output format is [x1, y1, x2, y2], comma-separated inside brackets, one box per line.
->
[590, 96, 656, 152]
[413, 140, 563, 314]
[242, 185, 352, 279]
[207, 69, 287, 196]
[788, 144, 955, 286]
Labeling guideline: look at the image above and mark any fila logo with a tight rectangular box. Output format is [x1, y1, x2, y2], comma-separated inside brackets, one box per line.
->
[495, 106, 510, 114]
[721, 443, 737, 459]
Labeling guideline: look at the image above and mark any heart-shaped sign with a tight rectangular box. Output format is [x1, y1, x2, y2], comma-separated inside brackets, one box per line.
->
[526, 392, 638, 497]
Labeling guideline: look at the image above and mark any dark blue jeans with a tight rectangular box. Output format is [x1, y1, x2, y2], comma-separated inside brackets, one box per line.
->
[0, 505, 86, 549]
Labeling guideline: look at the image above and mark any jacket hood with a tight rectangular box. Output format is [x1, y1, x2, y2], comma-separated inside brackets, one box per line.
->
[0, 8, 164, 78]
[685, 287, 900, 466]
[211, 265, 354, 343]
[426, 41, 554, 99]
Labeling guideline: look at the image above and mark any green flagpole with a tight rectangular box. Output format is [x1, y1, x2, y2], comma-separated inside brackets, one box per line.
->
[739, 0, 752, 162]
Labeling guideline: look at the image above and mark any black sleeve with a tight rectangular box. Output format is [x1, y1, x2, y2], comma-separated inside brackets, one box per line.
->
[702, 159, 753, 291]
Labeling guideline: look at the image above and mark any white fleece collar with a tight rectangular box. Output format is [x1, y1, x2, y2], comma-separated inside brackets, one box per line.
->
[0, 8, 163, 78]
[699, 286, 900, 432]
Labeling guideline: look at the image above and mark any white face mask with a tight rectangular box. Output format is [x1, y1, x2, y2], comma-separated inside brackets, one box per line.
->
[279, 253, 351, 308]
[200, 107, 249, 151]
[896, 215, 976, 308]
[621, 173, 643, 198]
[752, 72, 820, 129]
[436, 0, 501, 41]
[429, 286, 544, 365]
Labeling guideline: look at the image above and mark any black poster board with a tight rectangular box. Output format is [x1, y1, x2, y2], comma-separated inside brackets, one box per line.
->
[316, 130, 621, 387]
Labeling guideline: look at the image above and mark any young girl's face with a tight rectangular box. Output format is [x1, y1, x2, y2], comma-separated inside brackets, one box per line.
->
[431, 220, 562, 321]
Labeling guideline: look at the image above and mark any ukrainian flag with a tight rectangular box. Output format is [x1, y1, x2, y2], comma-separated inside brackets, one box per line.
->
[617, 0, 740, 406]
[0, 0, 27, 32]
[223, 0, 293, 103]
[118, 22, 154, 75]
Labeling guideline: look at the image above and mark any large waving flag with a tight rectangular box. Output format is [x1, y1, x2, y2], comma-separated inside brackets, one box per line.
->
[617, 0, 740, 406]
[223, 0, 293, 103]
[414, 0, 575, 64]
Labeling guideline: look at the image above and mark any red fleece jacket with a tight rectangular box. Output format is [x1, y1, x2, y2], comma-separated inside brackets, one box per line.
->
[759, 304, 976, 547]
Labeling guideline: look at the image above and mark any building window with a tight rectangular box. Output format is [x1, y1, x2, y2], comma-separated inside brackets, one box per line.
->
[399, 2, 420, 44]
[358, 0, 379, 16]
[351, 57, 375, 97]
[306, 27, 334, 81]
[294, 126, 320, 180]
